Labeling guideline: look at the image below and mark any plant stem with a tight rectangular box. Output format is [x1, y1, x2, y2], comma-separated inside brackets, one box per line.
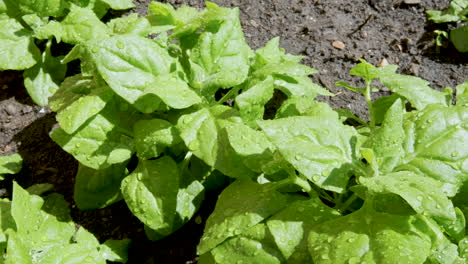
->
[217, 85, 242, 105]
[364, 80, 375, 128]
[336, 193, 358, 213]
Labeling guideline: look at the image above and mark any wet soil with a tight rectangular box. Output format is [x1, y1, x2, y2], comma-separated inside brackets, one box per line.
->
[0, 0, 467, 263]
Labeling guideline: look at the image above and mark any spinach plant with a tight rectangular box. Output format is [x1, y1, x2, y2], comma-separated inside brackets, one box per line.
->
[426, 0, 468, 52]
[0, 156, 130, 263]
[0, 0, 135, 106]
[0, 154, 22, 181]
[45, 1, 331, 241]
[197, 60, 468, 263]
[0, 182, 131, 263]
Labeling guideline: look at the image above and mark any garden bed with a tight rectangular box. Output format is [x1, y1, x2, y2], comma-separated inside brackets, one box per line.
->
[0, 0, 467, 263]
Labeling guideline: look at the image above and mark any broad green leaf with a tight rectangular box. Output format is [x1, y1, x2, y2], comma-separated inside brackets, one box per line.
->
[147, 1, 202, 37]
[250, 38, 331, 98]
[379, 73, 448, 110]
[460, 237, 468, 259]
[0, 154, 22, 175]
[0, 16, 39, 70]
[363, 99, 405, 172]
[346, 59, 447, 109]
[99, 0, 134, 10]
[35, 5, 110, 44]
[177, 107, 221, 167]
[252, 37, 302, 70]
[308, 207, 433, 264]
[210, 236, 282, 264]
[23, 42, 66, 106]
[100, 239, 131, 262]
[235, 76, 275, 125]
[275, 96, 322, 118]
[121, 157, 179, 237]
[426, 0, 468, 23]
[349, 59, 398, 83]
[4, 232, 32, 264]
[456, 80, 468, 106]
[266, 197, 341, 263]
[11, 182, 74, 243]
[259, 107, 358, 193]
[186, 5, 252, 101]
[177, 106, 255, 178]
[74, 163, 127, 210]
[133, 118, 181, 159]
[17, 0, 66, 17]
[54, 81, 113, 134]
[361, 171, 456, 221]
[451, 24, 468, 52]
[174, 178, 204, 227]
[201, 223, 284, 263]
[50, 101, 135, 169]
[397, 105, 468, 196]
[197, 178, 288, 254]
[224, 122, 274, 173]
[107, 13, 167, 36]
[88, 35, 201, 113]
[371, 94, 402, 124]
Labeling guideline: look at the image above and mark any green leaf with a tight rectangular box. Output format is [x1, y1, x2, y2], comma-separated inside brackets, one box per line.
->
[275, 96, 323, 119]
[133, 118, 181, 159]
[100, 239, 131, 262]
[379, 73, 448, 110]
[266, 197, 341, 263]
[35, 5, 110, 44]
[107, 13, 165, 36]
[361, 171, 457, 221]
[0, 16, 40, 70]
[224, 122, 274, 173]
[186, 5, 252, 101]
[210, 235, 282, 264]
[197, 178, 288, 255]
[363, 99, 405, 172]
[397, 105, 468, 196]
[147, 1, 202, 37]
[11, 182, 75, 248]
[456, 80, 468, 106]
[349, 59, 398, 83]
[23, 42, 66, 106]
[235, 76, 275, 125]
[0, 154, 22, 175]
[259, 108, 358, 193]
[426, 0, 468, 23]
[177, 106, 255, 178]
[99, 0, 134, 10]
[4, 232, 32, 264]
[121, 157, 179, 237]
[88, 35, 201, 113]
[460, 237, 468, 259]
[308, 207, 433, 264]
[174, 177, 204, 228]
[74, 163, 127, 210]
[50, 100, 135, 169]
[53, 80, 113, 134]
[451, 24, 468, 52]
[17, 0, 66, 17]
[371, 94, 402, 124]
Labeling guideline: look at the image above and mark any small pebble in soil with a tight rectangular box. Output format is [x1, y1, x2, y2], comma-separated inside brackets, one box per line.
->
[5, 104, 19, 115]
[332, 40, 345, 50]
[378, 58, 389, 67]
[403, 0, 420, 4]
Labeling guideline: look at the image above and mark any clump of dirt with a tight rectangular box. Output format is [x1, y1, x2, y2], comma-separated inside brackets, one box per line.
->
[0, 0, 466, 263]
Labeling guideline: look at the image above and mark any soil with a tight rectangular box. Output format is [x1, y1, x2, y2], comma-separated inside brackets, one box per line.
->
[0, 0, 466, 263]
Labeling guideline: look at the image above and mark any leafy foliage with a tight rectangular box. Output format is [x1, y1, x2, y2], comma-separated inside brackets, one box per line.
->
[426, 0, 468, 52]
[1, 0, 467, 263]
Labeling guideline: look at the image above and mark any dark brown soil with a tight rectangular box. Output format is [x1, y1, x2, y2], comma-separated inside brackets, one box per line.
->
[0, 0, 466, 263]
